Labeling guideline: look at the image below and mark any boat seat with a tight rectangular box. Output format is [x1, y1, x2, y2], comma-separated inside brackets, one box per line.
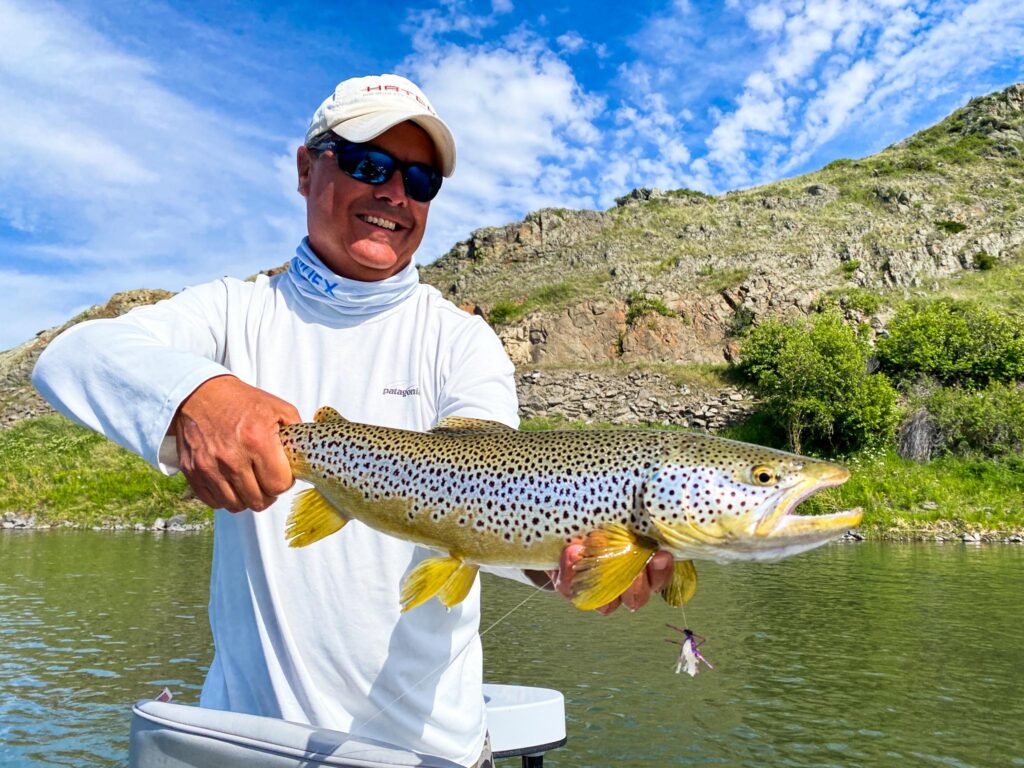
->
[130, 683, 566, 767]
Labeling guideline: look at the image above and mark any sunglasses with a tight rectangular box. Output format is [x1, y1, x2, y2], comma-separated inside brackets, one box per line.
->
[308, 139, 443, 203]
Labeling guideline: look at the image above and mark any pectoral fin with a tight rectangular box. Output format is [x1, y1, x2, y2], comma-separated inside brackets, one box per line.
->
[571, 524, 659, 611]
[661, 560, 698, 607]
[400, 555, 480, 612]
[286, 488, 348, 547]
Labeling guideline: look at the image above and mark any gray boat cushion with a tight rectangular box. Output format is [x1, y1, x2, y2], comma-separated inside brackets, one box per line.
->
[129, 700, 464, 768]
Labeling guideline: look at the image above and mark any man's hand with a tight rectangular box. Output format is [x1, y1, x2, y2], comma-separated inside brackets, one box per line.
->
[550, 545, 675, 615]
[173, 375, 301, 512]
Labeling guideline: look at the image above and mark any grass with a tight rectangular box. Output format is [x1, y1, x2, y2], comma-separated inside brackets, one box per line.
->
[624, 291, 678, 326]
[487, 279, 605, 326]
[798, 449, 1024, 536]
[0, 415, 209, 526]
[932, 247, 1024, 314]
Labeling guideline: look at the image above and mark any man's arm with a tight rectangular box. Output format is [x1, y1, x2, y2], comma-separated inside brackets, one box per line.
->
[32, 279, 298, 511]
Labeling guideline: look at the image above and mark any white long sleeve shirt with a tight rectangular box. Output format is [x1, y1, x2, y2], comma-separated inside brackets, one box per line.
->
[32, 253, 520, 766]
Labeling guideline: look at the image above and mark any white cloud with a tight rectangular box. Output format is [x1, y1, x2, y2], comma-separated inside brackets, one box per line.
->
[747, 2, 786, 32]
[0, 0, 302, 348]
[402, 31, 604, 260]
[556, 31, 587, 53]
[697, 0, 1024, 189]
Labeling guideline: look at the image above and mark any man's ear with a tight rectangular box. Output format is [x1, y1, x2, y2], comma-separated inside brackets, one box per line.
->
[296, 145, 313, 198]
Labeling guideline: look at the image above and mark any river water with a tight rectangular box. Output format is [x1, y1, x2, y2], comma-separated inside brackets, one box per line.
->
[1, 531, 1021, 767]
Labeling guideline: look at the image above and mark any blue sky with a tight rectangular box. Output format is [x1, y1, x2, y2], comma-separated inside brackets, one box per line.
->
[1, 0, 1023, 349]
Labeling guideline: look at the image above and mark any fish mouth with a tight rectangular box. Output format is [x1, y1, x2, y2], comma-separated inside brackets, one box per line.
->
[755, 463, 862, 543]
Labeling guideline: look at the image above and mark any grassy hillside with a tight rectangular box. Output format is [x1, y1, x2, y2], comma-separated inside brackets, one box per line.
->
[0, 415, 208, 527]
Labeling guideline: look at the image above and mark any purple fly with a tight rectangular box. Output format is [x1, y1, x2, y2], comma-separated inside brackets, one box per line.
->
[666, 624, 713, 677]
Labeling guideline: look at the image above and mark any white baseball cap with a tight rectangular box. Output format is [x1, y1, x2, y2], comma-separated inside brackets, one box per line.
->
[305, 74, 456, 177]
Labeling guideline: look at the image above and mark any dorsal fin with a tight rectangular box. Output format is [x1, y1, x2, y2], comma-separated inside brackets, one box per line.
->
[313, 406, 348, 423]
[430, 416, 514, 434]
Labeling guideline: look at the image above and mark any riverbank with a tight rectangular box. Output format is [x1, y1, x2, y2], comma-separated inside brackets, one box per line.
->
[3, 509, 1022, 542]
[3, 414, 1024, 541]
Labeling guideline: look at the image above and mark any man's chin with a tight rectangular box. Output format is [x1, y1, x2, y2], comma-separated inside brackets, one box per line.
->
[337, 243, 412, 281]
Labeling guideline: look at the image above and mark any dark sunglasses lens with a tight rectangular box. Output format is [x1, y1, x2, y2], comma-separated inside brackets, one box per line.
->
[336, 144, 441, 202]
[403, 165, 442, 202]
[339, 148, 394, 184]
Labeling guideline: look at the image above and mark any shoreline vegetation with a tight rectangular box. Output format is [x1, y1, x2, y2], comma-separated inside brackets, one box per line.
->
[2, 414, 1022, 543]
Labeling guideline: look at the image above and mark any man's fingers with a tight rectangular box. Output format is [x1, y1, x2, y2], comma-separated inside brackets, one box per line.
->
[555, 543, 583, 599]
[251, 440, 295, 500]
[620, 568, 652, 612]
[558, 543, 676, 614]
[279, 403, 302, 426]
[647, 552, 675, 593]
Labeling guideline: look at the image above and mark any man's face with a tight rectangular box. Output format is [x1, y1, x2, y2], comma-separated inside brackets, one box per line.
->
[297, 121, 436, 281]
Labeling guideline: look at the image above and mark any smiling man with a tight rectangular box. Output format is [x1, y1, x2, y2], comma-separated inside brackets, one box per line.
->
[33, 74, 670, 767]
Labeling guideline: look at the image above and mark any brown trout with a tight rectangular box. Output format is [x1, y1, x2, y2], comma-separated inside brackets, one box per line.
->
[281, 408, 861, 612]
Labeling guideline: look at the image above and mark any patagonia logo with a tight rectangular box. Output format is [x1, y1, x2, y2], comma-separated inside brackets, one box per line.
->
[383, 383, 420, 398]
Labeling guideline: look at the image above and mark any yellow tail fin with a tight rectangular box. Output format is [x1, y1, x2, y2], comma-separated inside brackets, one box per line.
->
[286, 488, 348, 547]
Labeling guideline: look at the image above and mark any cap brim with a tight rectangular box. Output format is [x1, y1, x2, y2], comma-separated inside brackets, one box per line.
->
[332, 111, 456, 177]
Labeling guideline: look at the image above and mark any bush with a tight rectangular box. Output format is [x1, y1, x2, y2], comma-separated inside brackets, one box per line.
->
[877, 299, 1024, 387]
[737, 312, 900, 454]
[973, 251, 997, 270]
[923, 382, 1024, 457]
[487, 301, 522, 326]
[625, 292, 678, 326]
[936, 220, 967, 235]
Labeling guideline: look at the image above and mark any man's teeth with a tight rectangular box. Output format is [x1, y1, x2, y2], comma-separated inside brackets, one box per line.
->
[361, 215, 397, 231]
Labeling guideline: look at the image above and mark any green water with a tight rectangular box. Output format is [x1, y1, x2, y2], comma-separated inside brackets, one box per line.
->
[1, 531, 1021, 767]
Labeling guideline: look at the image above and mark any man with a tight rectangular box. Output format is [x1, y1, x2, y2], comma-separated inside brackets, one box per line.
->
[33, 74, 671, 767]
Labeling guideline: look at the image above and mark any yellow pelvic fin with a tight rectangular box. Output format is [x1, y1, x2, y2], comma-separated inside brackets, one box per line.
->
[571, 523, 659, 611]
[400, 555, 479, 612]
[286, 488, 348, 548]
[313, 406, 347, 423]
[661, 560, 698, 608]
[430, 416, 514, 434]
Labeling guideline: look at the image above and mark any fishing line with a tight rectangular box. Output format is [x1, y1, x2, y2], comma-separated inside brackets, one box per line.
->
[349, 577, 551, 736]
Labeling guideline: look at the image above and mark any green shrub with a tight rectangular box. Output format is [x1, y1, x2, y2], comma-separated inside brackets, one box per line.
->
[737, 312, 900, 454]
[840, 259, 861, 277]
[936, 220, 968, 234]
[625, 292, 678, 326]
[488, 300, 523, 326]
[923, 382, 1024, 457]
[842, 288, 882, 315]
[973, 251, 997, 270]
[877, 299, 1024, 387]
[814, 289, 883, 316]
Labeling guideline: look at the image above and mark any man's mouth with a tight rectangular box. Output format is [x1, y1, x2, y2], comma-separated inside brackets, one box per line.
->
[359, 214, 400, 232]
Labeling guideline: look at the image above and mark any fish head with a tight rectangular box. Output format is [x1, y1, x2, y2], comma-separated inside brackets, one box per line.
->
[644, 436, 862, 562]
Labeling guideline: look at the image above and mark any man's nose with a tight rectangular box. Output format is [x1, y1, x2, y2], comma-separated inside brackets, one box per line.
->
[374, 171, 407, 205]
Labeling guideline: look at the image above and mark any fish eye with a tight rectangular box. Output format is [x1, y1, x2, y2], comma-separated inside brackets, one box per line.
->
[751, 465, 777, 486]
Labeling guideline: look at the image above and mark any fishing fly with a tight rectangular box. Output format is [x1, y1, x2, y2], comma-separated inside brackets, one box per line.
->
[666, 624, 713, 677]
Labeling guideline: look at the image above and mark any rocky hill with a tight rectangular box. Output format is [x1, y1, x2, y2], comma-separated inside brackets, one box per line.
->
[4, 83, 1023, 429]
[423, 83, 1024, 368]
